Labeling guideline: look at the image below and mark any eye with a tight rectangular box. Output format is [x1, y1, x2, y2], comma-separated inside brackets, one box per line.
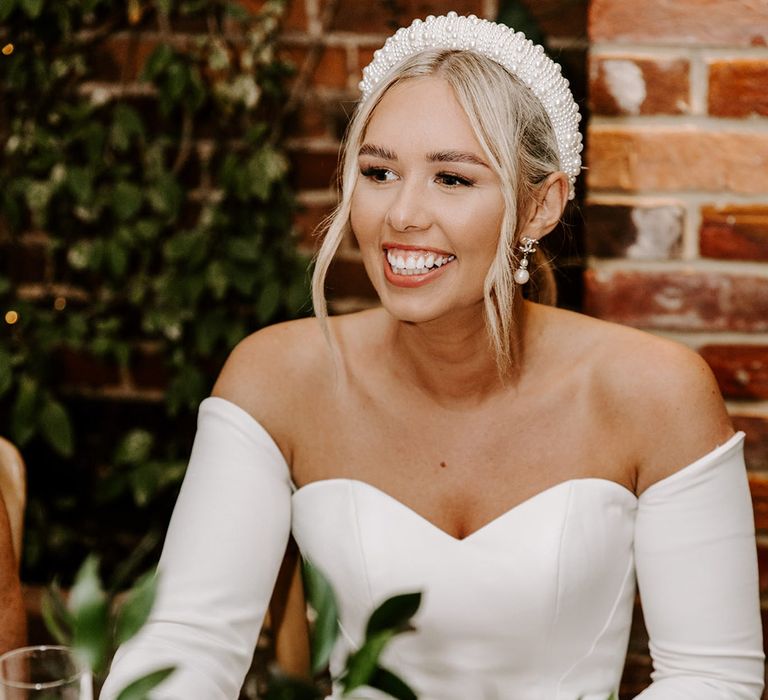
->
[436, 172, 475, 188]
[360, 166, 397, 183]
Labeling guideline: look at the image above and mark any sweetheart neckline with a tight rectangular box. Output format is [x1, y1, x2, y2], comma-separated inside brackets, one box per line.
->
[291, 476, 637, 542]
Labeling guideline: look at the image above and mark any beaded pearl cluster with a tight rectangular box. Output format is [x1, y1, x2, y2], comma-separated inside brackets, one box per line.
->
[359, 12, 583, 200]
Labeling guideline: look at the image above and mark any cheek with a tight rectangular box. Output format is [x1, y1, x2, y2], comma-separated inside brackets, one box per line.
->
[350, 188, 383, 247]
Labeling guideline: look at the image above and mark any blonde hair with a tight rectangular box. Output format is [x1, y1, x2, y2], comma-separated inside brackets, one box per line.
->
[311, 49, 563, 374]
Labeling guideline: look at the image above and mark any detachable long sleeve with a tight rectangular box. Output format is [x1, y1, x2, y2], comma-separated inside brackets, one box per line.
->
[634, 432, 765, 699]
[100, 397, 293, 700]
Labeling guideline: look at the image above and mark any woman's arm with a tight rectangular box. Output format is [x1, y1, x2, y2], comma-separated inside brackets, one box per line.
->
[0, 494, 25, 656]
[616, 342, 765, 698]
[100, 397, 293, 699]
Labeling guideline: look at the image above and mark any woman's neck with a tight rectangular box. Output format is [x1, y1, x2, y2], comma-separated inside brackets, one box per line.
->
[384, 300, 529, 406]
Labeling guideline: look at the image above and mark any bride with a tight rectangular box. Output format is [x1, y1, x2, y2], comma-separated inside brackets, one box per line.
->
[101, 13, 764, 700]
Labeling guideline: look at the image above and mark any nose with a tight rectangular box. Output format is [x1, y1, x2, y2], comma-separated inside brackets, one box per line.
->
[385, 179, 430, 232]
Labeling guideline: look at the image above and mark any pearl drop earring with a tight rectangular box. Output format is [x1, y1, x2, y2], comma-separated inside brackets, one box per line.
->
[514, 237, 538, 285]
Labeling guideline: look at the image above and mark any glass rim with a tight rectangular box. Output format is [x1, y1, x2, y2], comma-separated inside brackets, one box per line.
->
[0, 644, 85, 690]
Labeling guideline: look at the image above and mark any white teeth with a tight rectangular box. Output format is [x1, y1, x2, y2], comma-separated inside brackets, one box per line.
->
[386, 250, 456, 276]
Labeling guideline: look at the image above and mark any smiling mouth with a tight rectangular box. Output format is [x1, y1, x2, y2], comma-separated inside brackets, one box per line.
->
[385, 248, 456, 276]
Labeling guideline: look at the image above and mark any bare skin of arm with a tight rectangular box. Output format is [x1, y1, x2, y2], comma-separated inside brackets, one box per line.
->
[0, 494, 25, 656]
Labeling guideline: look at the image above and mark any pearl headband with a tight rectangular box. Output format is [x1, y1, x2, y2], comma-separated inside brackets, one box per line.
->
[359, 12, 583, 200]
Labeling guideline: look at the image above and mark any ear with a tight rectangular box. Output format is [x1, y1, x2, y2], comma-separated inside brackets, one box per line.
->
[519, 172, 569, 241]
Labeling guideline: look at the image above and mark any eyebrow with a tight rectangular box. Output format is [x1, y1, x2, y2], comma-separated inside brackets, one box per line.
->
[358, 143, 489, 168]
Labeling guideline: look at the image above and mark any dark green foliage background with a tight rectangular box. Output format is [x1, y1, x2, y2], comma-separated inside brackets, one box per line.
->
[0, 0, 309, 583]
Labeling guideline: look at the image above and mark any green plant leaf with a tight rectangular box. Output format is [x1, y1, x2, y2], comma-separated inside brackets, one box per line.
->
[367, 665, 417, 700]
[39, 396, 74, 458]
[114, 570, 158, 646]
[10, 375, 39, 446]
[0, 0, 17, 21]
[115, 429, 154, 466]
[112, 181, 143, 222]
[41, 582, 74, 645]
[142, 44, 174, 81]
[341, 631, 393, 695]
[0, 348, 13, 397]
[256, 279, 281, 323]
[69, 556, 110, 674]
[264, 673, 322, 700]
[115, 666, 175, 700]
[365, 592, 421, 638]
[20, 0, 43, 18]
[302, 560, 338, 674]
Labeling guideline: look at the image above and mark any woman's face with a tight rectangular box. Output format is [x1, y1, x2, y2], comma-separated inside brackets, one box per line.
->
[350, 76, 506, 325]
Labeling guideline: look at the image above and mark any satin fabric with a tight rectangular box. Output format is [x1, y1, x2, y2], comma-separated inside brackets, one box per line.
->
[101, 397, 764, 699]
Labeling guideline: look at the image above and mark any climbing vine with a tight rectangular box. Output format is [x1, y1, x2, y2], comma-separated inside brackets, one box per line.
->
[0, 0, 309, 580]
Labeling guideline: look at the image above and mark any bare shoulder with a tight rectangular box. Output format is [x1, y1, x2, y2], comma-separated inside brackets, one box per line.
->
[211, 317, 332, 450]
[579, 314, 734, 494]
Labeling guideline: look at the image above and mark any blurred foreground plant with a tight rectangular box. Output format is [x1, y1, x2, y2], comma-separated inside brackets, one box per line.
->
[42, 557, 420, 700]
[42, 556, 174, 699]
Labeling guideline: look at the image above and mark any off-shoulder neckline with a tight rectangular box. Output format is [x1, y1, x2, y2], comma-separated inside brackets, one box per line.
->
[199, 395, 745, 500]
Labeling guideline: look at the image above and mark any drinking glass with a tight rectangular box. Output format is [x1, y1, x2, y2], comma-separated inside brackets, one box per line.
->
[0, 646, 92, 700]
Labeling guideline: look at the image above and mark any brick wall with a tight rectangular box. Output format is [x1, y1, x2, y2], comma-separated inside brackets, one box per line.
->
[586, 1, 768, 694]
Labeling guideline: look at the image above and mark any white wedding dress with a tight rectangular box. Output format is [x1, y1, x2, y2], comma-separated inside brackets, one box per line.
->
[100, 397, 765, 700]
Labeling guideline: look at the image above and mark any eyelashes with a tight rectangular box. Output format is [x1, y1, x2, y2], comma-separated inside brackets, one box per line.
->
[359, 166, 475, 188]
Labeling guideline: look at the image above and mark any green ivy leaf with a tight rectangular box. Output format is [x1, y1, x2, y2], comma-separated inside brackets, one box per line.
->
[10, 375, 39, 446]
[256, 279, 281, 323]
[114, 570, 158, 646]
[302, 561, 338, 674]
[115, 429, 154, 466]
[39, 396, 74, 458]
[142, 44, 174, 81]
[112, 181, 143, 222]
[110, 103, 145, 151]
[0, 348, 13, 398]
[0, 0, 18, 21]
[20, 0, 43, 18]
[115, 667, 175, 700]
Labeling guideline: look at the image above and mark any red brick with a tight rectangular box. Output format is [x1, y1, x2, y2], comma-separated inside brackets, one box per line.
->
[585, 203, 683, 259]
[91, 34, 163, 82]
[57, 348, 122, 389]
[279, 44, 349, 90]
[584, 269, 768, 332]
[286, 95, 333, 139]
[759, 541, 768, 596]
[589, 0, 768, 47]
[289, 149, 340, 190]
[699, 345, 768, 401]
[325, 257, 376, 300]
[294, 201, 334, 248]
[590, 56, 689, 116]
[2, 237, 47, 284]
[517, 0, 587, 40]
[700, 205, 768, 261]
[588, 127, 768, 194]
[709, 59, 768, 118]
[131, 346, 171, 390]
[733, 415, 768, 471]
[238, 0, 307, 30]
[330, 0, 487, 33]
[749, 472, 768, 530]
